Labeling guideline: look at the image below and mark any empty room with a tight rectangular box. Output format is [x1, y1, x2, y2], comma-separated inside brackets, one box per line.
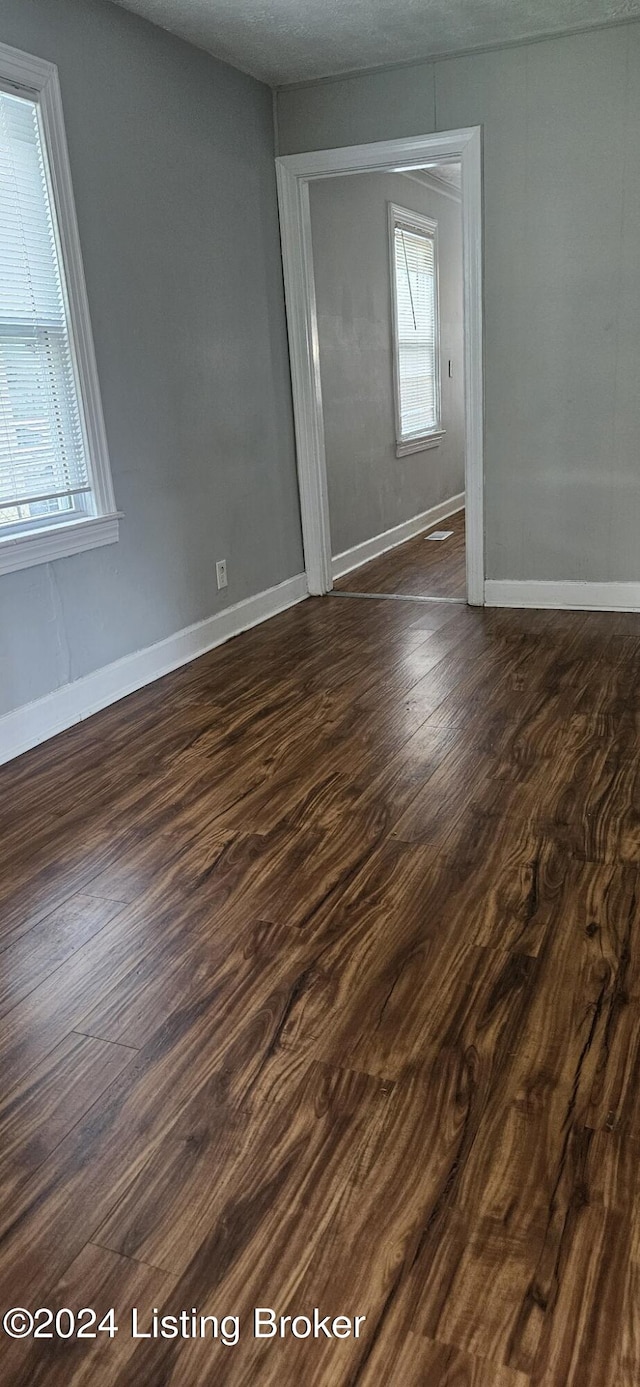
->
[0, 0, 640, 1384]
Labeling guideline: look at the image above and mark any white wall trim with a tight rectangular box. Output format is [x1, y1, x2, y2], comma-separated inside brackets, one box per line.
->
[0, 40, 119, 573]
[0, 513, 121, 576]
[485, 580, 640, 612]
[396, 430, 445, 457]
[0, 573, 308, 766]
[275, 126, 484, 605]
[332, 493, 464, 580]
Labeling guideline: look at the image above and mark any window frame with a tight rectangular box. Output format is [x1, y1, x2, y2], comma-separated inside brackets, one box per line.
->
[389, 202, 444, 458]
[0, 41, 119, 576]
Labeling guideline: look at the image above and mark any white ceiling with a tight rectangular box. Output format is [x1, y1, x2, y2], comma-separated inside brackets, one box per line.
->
[110, 0, 640, 87]
[419, 163, 462, 190]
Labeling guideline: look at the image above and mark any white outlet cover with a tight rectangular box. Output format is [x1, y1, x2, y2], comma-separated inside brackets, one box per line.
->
[426, 530, 453, 541]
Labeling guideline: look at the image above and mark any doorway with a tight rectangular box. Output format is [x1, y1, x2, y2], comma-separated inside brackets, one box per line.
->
[275, 129, 483, 605]
[311, 166, 465, 602]
[333, 510, 467, 601]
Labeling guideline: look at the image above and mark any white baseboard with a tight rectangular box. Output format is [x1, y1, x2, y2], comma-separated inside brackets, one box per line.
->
[485, 579, 640, 612]
[331, 493, 465, 581]
[0, 573, 308, 766]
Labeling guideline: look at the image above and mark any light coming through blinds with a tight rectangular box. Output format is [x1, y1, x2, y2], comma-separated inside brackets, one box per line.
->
[0, 88, 90, 531]
[393, 221, 438, 440]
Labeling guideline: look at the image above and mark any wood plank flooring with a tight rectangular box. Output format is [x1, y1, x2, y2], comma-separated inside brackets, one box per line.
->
[334, 507, 466, 598]
[2, 575, 640, 1384]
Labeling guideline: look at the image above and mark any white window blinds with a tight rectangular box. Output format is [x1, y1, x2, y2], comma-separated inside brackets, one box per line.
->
[0, 87, 90, 531]
[393, 217, 439, 441]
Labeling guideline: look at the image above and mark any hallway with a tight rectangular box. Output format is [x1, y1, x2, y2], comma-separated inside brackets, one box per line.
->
[334, 509, 466, 601]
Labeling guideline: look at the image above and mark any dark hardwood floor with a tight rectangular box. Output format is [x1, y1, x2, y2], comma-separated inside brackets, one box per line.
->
[2, 584, 640, 1384]
[334, 507, 466, 599]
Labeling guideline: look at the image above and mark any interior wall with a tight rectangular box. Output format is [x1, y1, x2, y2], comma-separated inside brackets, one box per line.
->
[277, 23, 640, 584]
[0, 0, 303, 719]
[309, 171, 464, 557]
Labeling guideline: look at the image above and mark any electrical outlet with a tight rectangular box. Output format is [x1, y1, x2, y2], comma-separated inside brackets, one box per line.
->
[216, 559, 227, 590]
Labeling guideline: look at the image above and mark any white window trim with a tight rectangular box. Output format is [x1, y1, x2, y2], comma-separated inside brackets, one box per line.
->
[389, 202, 444, 459]
[0, 40, 119, 577]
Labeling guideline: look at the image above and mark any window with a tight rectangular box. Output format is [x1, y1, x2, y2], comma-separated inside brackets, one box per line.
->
[0, 43, 118, 575]
[389, 204, 443, 456]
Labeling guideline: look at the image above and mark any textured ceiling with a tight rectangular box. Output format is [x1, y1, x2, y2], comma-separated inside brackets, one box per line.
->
[110, 0, 640, 86]
[419, 163, 462, 189]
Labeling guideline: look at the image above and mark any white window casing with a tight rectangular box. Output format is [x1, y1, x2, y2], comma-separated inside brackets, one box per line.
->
[0, 41, 119, 576]
[389, 203, 444, 457]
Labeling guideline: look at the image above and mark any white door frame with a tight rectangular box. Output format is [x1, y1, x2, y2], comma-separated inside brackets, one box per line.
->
[276, 127, 484, 603]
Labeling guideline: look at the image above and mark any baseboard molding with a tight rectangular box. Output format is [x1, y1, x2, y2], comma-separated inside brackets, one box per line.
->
[331, 493, 465, 581]
[0, 573, 308, 766]
[485, 579, 640, 613]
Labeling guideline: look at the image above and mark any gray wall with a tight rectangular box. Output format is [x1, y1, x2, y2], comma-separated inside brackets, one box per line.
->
[310, 171, 464, 556]
[0, 0, 302, 717]
[278, 24, 640, 583]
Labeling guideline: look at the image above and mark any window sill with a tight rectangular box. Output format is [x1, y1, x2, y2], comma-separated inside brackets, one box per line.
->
[0, 512, 121, 576]
[396, 430, 446, 458]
